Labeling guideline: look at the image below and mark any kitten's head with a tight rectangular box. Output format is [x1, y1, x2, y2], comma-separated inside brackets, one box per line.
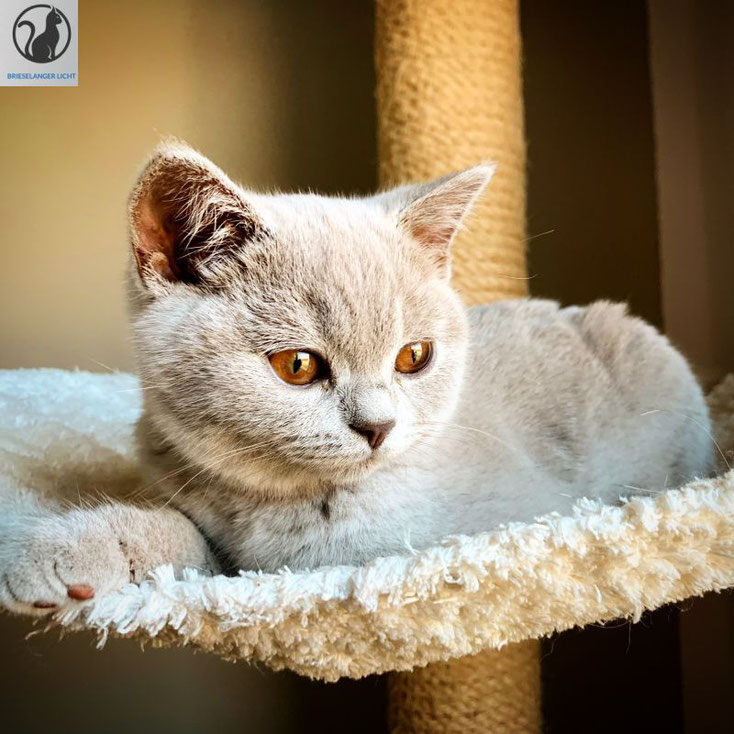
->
[128, 141, 493, 497]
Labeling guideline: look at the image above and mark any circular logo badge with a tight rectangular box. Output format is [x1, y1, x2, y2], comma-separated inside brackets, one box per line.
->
[13, 5, 71, 64]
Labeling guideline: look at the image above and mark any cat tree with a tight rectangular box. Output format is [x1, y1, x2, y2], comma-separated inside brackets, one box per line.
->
[2, 1, 734, 732]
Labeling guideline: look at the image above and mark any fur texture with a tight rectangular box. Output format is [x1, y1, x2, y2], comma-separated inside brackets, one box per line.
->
[0, 142, 713, 615]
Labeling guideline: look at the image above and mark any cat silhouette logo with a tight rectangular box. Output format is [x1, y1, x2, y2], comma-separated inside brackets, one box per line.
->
[12, 4, 71, 64]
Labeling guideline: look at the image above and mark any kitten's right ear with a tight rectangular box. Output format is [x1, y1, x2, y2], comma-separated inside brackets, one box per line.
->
[128, 141, 263, 288]
[374, 164, 495, 274]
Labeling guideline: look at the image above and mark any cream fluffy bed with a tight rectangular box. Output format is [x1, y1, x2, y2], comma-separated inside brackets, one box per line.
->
[1, 368, 732, 682]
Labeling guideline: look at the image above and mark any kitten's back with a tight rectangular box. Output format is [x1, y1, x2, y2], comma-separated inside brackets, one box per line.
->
[448, 299, 713, 522]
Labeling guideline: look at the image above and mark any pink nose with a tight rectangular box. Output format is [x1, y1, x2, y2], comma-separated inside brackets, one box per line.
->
[350, 420, 395, 451]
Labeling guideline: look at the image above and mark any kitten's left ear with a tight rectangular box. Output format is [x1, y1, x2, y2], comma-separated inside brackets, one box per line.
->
[378, 164, 495, 273]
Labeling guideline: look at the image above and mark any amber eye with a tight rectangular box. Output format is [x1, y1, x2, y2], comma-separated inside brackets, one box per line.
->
[269, 350, 324, 386]
[395, 341, 433, 374]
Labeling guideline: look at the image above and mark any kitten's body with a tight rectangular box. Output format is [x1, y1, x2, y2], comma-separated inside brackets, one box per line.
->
[0, 143, 713, 613]
[148, 299, 710, 571]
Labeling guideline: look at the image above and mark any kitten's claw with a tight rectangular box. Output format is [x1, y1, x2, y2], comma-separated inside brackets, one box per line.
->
[67, 583, 95, 601]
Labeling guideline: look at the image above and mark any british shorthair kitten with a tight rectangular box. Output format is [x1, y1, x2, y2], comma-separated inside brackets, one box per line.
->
[0, 142, 712, 614]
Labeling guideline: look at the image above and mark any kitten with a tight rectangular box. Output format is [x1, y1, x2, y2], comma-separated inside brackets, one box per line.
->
[0, 142, 713, 614]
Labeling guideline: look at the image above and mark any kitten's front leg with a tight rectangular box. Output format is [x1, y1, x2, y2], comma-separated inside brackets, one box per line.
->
[0, 500, 218, 616]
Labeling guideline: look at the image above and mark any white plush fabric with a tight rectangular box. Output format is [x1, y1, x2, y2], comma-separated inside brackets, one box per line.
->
[1, 369, 733, 682]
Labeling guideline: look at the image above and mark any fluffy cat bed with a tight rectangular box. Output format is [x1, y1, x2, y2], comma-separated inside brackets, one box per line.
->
[1, 368, 733, 682]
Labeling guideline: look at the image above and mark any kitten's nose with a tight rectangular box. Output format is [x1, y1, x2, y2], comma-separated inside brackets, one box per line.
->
[350, 419, 395, 451]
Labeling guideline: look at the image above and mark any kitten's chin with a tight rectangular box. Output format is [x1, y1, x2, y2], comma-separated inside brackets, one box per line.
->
[217, 450, 391, 497]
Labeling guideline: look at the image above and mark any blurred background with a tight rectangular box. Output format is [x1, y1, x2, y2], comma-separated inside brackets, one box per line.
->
[1, 1, 732, 732]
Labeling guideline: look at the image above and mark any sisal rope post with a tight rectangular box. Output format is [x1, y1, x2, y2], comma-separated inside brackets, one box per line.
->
[387, 645, 541, 734]
[376, 0, 541, 731]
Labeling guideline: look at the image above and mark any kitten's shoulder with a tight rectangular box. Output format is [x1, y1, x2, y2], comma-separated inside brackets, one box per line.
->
[466, 298, 700, 404]
[466, 297, 567, 345]
[465, 298, 667, 375]
[466, 298, 635, 341]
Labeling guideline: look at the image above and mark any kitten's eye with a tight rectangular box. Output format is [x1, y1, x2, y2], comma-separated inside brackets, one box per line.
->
[395, 341, 433, 374]
[269, 350, 324, 386]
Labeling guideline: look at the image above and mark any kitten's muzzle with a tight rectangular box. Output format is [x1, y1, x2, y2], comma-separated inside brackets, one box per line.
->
[349, 419, 395, 451]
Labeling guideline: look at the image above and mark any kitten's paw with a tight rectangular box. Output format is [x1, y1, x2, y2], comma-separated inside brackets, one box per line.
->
[0, 512, 132, 616]
[0, 505, 216, 616]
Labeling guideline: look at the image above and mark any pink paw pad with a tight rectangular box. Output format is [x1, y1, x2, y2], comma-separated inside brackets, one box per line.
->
[67, 584, 95, 601]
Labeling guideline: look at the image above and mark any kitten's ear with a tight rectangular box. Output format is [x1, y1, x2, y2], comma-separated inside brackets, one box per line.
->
[128, 141, 263, 287]
[379, 164, 495, 273]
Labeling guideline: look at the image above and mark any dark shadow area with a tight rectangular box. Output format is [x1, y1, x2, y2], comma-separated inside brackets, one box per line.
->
[522, 0, 662, 328]
[0, 615, 387, 734]
[691, 1, 734, 377]
[261, 0, 377, 194]
[679, 590, 734, 733]
[541, 606, 683, 734]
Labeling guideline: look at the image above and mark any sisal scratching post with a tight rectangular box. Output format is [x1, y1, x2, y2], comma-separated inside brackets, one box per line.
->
[376, 0, 540, 731]
[388, 646, 541, 734]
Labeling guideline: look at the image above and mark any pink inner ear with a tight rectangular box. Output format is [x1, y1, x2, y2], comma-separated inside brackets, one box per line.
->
[407, 220, 453, 268]
[401, 191, 471, 271]
[134, 198, 178, 282]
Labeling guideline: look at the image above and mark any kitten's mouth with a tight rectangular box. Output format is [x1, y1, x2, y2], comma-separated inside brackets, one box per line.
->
[215, 436, 392, 489]
[295, 451, 385, 482]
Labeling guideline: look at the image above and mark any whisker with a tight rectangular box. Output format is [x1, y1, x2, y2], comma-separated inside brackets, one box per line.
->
[621, 484, 661, 495]
[640, 408, 731, 471]
[162, 467, 213, 508]
[88, 358, 117, 373]
[525, 228, 555, 243]
[497, 273, 539, 281]
[420, 420, 519, 454]
[160, 442, 276, 508]
[136, 440, 277, 497]
[108, 384, 168, 394]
